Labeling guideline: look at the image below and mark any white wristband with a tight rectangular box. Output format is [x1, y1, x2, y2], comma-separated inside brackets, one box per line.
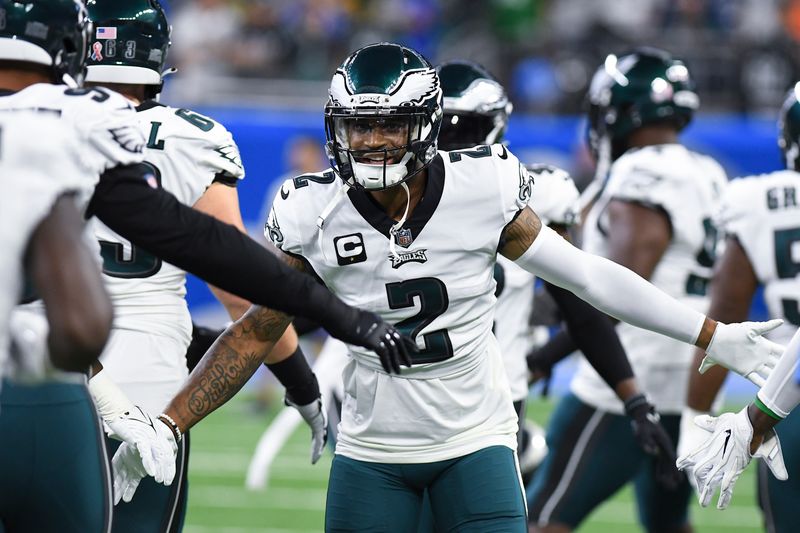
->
[87, 370, 136, 422]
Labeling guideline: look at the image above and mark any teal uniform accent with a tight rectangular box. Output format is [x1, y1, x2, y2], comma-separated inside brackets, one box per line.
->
[105, 434, 189, 533]
[757, 409, 800, 533]
[527, 393, 690, 532]
[0, 379, 111, 533]
[326, 446, 526, 532]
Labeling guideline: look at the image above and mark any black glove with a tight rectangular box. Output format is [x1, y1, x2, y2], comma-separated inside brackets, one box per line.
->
[624, 393, 683, 490]
[329, 309, 415, 374]
[186, 324, 224, 372]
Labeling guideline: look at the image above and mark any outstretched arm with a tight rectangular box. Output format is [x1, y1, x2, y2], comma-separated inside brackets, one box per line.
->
[499, 207, 783, 383]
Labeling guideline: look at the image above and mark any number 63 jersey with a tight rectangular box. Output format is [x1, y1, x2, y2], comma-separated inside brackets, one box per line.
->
[267, 144, 532, 463]
[92, 103, 244, 360]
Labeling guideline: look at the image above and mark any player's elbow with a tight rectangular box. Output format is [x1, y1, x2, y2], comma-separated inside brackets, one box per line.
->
[49, 302, 113, 372]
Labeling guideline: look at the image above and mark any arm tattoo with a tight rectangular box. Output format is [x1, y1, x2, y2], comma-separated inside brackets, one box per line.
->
[166, 252, 306, 430]
[499, 207, 543, 260]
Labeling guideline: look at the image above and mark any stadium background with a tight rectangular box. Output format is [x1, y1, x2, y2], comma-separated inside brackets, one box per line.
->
[152, 1, 795, 531]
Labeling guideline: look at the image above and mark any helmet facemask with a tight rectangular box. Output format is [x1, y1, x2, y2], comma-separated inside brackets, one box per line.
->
[324, 44, 443, 191]
[326, 109, 437, 190]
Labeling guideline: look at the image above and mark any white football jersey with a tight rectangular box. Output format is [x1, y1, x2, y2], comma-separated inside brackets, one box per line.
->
[1, 83, 145, 381]
[0, 83, 146, 212]
[494, 165, 580, 401]
[0, 114, 86, 376]
[572, 144, 728, 414]
[266, 144, 534, 463]
[92, 103, 244, 350]
[718, 170, 800, 344]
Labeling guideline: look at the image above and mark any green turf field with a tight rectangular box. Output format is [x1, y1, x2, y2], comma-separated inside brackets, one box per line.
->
[184, 395, 763, 533]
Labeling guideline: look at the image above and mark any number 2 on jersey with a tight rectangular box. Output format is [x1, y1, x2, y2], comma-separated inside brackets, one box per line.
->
[385, 277, 454, 364]
[99, 162, 163, 279]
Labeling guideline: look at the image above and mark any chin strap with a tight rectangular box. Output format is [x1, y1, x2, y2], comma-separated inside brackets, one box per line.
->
[315, 183, 350, 264]
[388, 182, 411, 260]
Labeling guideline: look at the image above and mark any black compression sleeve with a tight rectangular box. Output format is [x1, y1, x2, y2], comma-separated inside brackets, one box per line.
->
[266, 346, 320, 406]
[544, 281, 634, 389]
[88, 164, 358, 330]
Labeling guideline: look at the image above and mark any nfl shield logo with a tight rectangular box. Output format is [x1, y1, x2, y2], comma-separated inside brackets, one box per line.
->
[396, 228, 413, 248]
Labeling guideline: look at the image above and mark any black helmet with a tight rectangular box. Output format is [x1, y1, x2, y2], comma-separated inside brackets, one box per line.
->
[587, 47, 699, 163]
[85, 0, 170, 93]
[324, 42, 443, 190]
[0, 0, 92, 84]
[779, 83, 800, 171]
[437, 60, 512, 151]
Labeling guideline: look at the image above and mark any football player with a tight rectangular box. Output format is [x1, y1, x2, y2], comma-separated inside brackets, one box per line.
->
[0, 114, 115, 532]
[678, 85, 800, 529]
[527, 48, 729, 533]
[437, 60, 678, 489]
[0, 2, 410, 531]
[80, 2, 325, 529]
[115, 43, 783, 531]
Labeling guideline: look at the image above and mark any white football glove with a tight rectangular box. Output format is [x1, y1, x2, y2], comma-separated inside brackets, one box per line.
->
[106, 408, 178, 504]
[701, 320, 785, 387]
[286, 396, 327, 464]
[676, 407, 787, 510]
[677, 407, 712, 491]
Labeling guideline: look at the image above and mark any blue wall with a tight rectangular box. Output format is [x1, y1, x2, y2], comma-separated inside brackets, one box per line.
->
[184, 108, 782, 320]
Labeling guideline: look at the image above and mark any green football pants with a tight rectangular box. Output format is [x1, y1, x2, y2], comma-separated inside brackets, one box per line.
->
[0, 379, 111, 533]
[758, 408, 800, 533]
[325, 445, 527, 532]
[105, 433, 189, 533]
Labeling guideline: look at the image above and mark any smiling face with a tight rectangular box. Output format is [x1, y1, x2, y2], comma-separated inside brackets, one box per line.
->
[345, 117, 411, 165]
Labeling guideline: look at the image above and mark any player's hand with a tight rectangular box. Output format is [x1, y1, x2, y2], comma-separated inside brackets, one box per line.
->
[286, 395, 328, 464]
[107, 408, 178, 503]
[700, 320, 785, 387]
[677, 407, 712, 491]
[676, 407, 788, 509]
[624, 394, 682, 489]
[333, 310, 416, 374]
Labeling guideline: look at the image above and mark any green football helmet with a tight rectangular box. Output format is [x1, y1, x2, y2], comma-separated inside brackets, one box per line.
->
[779, 83, 800, 170]
[324, 42, 443, 190]
[587, 47, 699, 163]
[437, 60, 512, 151]
[0, 0, 92, 84]
[84, 0, 170, 92]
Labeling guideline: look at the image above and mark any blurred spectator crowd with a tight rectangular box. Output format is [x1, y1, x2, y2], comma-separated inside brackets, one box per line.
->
[163, 0, 800, 114]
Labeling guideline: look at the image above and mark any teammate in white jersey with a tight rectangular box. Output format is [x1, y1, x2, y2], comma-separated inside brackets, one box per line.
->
[113, 43, 785, 532]
[1, 3, 412, 530]
[82, 2, 327, 528]
[527, 48, 728, 533]
[437, 61, 681, 495]
[679, 86, 800, 531]
[0, 113, 115, 532]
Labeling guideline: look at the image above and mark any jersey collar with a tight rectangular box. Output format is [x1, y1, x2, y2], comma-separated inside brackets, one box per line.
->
[347, 153, 445, 245]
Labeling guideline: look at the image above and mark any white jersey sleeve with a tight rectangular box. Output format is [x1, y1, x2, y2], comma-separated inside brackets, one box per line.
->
[526, 164, 580, 226]
[0, 83, 146, 211]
